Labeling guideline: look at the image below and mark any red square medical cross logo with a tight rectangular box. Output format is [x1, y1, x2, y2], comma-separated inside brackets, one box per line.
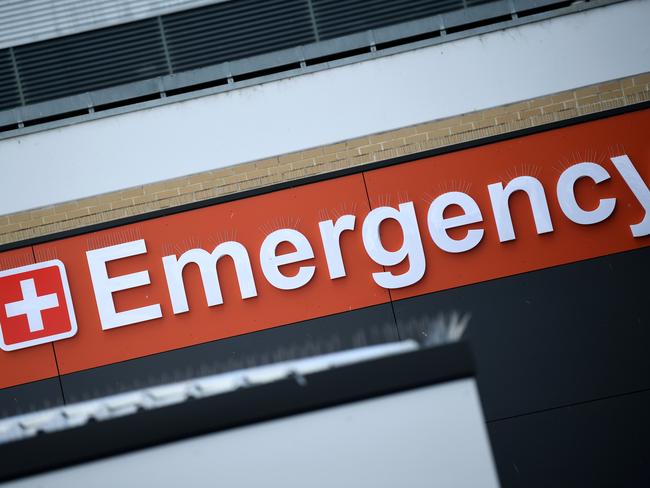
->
[0, 260, 77, 351]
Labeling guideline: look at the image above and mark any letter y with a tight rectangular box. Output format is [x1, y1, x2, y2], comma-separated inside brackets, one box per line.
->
[611, 154, 650, 237]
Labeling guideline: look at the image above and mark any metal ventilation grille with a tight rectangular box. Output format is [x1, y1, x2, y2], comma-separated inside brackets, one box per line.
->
[0, 0, 584, 122]
[312, 0, 465, 40]
[163, 0, 316, 73]
[0, 50, 21, 111]
[13, 19, 169, 105]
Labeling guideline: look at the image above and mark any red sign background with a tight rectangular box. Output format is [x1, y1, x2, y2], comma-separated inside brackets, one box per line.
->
[1, 109, 649, 388]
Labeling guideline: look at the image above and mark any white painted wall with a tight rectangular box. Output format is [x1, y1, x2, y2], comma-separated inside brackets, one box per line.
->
[5, 379, 500, 488]
[1, 0, 649, 216]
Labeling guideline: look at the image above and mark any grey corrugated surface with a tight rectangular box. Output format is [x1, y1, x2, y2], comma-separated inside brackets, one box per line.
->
[0, 0, 581, 117]
[0, 50, 21, 111]
[312, 0, 465, 40]
[0, 0, 232, 51]
[163, 0, 316, 72]
[14, 18, 169, 105]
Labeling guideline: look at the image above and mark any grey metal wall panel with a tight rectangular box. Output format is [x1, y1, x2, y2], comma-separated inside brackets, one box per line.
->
[488, 389, 650, 487]
[392, 247, 650, 422]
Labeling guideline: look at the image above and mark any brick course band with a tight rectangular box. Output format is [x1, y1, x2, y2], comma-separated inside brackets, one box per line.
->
[1, 72, 649, 245]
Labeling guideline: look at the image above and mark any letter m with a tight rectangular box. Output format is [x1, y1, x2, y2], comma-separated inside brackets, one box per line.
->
[162, 242, 257, 314]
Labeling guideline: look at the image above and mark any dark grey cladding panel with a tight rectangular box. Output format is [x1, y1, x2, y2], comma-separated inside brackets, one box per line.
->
[0, 378, 64, 419]
[60, 303, 398, 403]
[488, 389, 650, 488]
[392, 247, 650, 421]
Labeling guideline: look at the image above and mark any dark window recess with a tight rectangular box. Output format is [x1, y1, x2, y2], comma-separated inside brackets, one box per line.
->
[162, 0, 316, 73]
[375, 30, 442, 52]
[93, 93, 163, 113]
[0, 123, 21, 134]
[517, 0, 575, 18]
[21, 109, 90, 127]
[304, 47, 371, 67]
[232, 62, 303, 82]
[0, 49, 21, 111]
[445, 14, 514, 34]
[13, 18, 169, 105]
[165, 78, 230, 98]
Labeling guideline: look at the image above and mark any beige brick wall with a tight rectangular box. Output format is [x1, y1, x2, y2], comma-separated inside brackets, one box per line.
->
[1, 72, 649, 245]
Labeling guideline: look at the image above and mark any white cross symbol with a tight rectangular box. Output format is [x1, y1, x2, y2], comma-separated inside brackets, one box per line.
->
[4, 278, 59, 333]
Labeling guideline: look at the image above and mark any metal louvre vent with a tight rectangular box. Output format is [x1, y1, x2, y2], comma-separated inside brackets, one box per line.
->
[163, 0, 316, 73]
[14, 18, 169, 105]
[0, 50, 21, 111]
[312, 0, 465, 40]
[0, 0, 591, 125]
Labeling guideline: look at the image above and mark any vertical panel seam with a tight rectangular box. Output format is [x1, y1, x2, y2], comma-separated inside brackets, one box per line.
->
[306, 0, 321, 42]
[157, 16, 174, 75]
[29, 244, 67, 404]
[361, 171, 401, 340]
[8, 47, 24, 106]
